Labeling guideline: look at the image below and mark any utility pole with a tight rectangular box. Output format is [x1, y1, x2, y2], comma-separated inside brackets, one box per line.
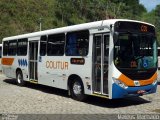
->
[39, 18, 42, 31]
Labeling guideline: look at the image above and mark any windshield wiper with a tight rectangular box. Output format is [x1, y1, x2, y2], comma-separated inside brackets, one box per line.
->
[135, 56, 144, 60]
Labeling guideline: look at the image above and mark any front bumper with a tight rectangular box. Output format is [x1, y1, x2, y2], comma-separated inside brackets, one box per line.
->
[112, 83, 157, 99]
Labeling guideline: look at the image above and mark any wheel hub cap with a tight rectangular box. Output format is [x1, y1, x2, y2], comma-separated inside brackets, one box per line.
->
[17, 74, 21, 83]
[73, 82, 82, 95]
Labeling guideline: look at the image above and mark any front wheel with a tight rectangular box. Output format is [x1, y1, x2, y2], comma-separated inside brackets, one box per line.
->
[70, 78, 86, 101]
[16, 71, 25, 86]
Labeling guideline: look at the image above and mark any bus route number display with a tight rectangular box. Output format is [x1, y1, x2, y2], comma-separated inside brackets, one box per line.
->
[70, 58, 85, 65]
[141, 25, 148, 32]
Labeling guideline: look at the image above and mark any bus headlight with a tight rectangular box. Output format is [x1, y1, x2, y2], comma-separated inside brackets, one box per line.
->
[113, 78, 128, 89]
[152, 79, 157, 85]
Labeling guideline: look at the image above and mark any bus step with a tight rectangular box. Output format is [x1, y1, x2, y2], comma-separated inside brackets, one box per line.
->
[92, 93, 109, 99]
[29, 79, 38, 84]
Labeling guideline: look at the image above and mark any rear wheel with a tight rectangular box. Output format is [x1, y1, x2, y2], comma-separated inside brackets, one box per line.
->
[70, 78, 86, 101]
[16, 71, 25, 86]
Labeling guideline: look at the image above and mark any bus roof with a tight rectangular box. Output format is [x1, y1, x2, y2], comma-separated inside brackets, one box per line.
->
[2, 19, 154, 41]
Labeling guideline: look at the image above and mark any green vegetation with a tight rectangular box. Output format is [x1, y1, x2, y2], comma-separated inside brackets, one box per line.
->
[0, 0, 160, 44]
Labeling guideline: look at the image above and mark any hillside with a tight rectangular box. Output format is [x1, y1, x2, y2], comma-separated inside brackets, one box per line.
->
[0, 0, 160, 43]
[0, 0, 56, 41]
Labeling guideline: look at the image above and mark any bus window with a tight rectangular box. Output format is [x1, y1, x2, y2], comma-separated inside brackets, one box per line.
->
[47, 33, 65, 56]
[17, 38, 28, 56]
[158, 47, 160, 56]
[40, 35, 47, 56]
[158, 47, 160, 68]
[66, 30, 89, 56]
[3, 41, 8, 56]
[8, 40, 17, 56]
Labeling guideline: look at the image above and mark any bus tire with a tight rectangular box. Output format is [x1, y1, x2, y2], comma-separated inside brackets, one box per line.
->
[70, 78, 86, 101]
[16, 70, 25, 86]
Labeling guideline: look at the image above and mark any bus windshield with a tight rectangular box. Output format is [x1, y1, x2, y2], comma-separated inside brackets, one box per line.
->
[114, 33, 157, 70]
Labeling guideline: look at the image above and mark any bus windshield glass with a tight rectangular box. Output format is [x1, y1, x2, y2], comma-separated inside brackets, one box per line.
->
[114, 33, 157, 69]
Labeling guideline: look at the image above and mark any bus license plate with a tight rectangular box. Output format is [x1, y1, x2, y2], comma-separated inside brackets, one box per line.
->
[137, 90, 146, 94]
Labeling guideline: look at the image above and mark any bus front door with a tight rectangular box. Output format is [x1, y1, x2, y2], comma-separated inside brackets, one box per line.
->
[29, 41, 38, 83]
[93, 34, 109, 95]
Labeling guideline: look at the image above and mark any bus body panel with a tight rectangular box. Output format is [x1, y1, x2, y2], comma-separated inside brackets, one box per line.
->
[38, 53, 93, 95]
[111, 63, 157, 99]
[2, 56, 29, 80]
[112, 83, 157, 99]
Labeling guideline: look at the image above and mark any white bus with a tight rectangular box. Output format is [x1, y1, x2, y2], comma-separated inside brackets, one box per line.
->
[2, 19, 158, 101]
[0, 44, 2, 71]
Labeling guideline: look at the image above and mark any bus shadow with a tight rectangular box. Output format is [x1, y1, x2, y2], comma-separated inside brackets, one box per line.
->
[3, 79, 69, 98]
[26, 82, 69, 98]
[3, 79, 150, 108]
[3, 79, 17, 85]
[85, 96, 150, 108]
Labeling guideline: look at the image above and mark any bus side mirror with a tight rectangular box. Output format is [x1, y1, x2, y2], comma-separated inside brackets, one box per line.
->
[113, 32, 119, 43]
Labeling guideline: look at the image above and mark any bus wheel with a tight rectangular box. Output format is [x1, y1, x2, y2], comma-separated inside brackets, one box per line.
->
[16, 71, 25, 86]
[70, 78, 86, 101]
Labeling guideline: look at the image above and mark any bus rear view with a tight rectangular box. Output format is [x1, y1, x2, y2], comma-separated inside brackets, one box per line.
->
[112, 21, 157, 98]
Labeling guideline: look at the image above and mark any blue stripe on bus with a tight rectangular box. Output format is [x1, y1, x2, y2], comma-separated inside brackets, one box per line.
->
[18, 59, 28, 67]
[112, 83, 157, 99]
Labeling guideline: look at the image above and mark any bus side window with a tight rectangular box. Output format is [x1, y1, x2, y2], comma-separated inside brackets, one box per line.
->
[65, 30, 89, 56]
[3, 41, 8, 56]
[47, 33, 65, 56]
[8, 40, 17, 56]
[40, 35, 47, 56]
[17, 38, 28, 56]
[158, 48, 160, 56]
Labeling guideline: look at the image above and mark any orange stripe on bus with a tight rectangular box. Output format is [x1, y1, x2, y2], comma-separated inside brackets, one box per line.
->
[118, 74, 135, 86]
[118, 72, 157, 86]
[139, 73, 157, 86]
[2, 58, 14, 65]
